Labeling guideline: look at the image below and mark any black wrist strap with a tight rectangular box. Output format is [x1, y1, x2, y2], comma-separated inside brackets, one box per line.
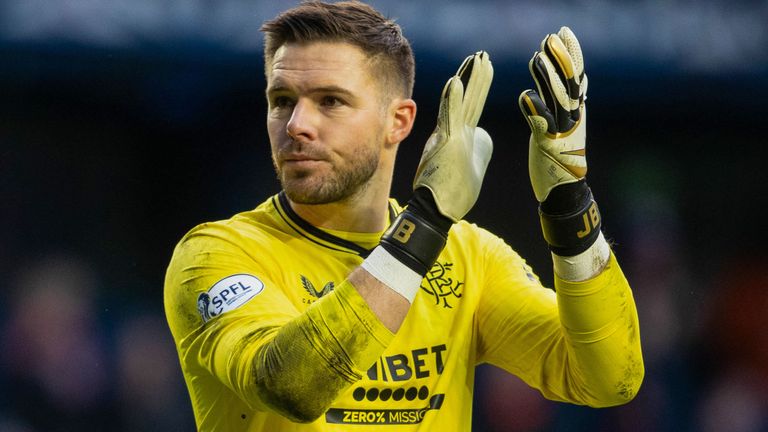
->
[539, 181, 601, 256]
[380, 191, 450, 276]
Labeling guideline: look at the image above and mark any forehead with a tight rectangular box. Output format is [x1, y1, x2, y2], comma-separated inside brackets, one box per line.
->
[267, 41, 376, 89]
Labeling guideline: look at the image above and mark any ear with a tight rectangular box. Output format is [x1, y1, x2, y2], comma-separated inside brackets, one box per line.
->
[385, 98, 417, 147]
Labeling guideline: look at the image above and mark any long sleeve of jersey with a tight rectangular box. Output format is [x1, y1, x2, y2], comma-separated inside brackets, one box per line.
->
[475, 232, 644, 407]
[164, 221, 394, 426]
[249, 279, 393, 422]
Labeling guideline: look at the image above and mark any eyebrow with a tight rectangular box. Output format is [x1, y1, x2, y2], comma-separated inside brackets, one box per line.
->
[266, 84, 356, 99]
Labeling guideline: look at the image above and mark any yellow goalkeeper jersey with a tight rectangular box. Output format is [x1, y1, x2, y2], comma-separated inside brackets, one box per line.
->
[164, 192, 643, 431]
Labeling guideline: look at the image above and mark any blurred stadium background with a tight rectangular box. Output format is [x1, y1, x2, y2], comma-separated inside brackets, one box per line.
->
[1, 0, 767, 430]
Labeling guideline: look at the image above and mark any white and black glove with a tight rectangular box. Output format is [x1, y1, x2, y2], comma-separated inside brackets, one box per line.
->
[413, 51, 494, 223]
[363, 52, 493, 301]
[384, 51, 493, 273]
[519, 27, 602, 258]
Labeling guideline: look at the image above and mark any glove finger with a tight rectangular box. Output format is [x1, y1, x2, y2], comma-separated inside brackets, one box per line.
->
[528, 53, 556, 118]
[437, 75, 465, 139]
[557, 26, 587, 118]
[557, 27, 585, 90]
[457, 51, 493, 127]
[518, 89, 555, 134]
[456, 53, 474, 86]
[529, 52, 572, 132]
[542, 34, 581, 105]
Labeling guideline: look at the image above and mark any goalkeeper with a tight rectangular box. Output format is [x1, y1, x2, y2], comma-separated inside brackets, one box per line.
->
[164, 1, 644, 430]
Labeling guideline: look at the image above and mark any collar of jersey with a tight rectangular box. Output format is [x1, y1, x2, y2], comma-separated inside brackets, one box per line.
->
[273, 191, 400, 258]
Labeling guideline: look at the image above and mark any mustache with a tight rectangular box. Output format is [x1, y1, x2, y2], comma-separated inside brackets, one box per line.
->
[276, 139, 328, 161]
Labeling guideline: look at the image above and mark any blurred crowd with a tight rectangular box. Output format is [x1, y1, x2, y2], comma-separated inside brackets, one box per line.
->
[0, 254, 195, 431]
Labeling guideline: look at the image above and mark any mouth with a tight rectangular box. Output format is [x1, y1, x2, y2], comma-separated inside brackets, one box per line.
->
[281, 154, 327, 171]
[284, 154, 317, 161]
[283, 159, 322, 168]
[281, 149, 326, 162]
[284, 155, 319, 162]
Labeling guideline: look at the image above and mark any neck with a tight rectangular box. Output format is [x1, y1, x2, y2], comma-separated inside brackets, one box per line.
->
[287, 188, 391, 233]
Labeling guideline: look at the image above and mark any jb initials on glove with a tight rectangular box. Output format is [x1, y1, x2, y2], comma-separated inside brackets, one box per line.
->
[518, 27, 605, 263]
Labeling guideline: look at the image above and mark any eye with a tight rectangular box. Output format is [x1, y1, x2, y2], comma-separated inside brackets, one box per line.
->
[271, 95, 295, 109]
[320, 95, 344, 108]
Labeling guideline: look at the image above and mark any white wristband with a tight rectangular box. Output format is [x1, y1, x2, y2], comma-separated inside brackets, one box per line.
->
[360, 246, 423, 303]
[552, 231, 611, 282]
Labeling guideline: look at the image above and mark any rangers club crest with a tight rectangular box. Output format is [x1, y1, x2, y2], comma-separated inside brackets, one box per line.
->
[420, 262, 463, 308]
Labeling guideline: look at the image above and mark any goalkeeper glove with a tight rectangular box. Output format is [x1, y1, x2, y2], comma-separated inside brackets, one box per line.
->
[412, 51, 494, 223]
[389, 50, 493, 268]
[519, 27, 600, 257]
[364, 52, 493, 301]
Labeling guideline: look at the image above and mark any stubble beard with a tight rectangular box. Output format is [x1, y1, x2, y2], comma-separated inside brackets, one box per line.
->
[275, 143, 380, 205]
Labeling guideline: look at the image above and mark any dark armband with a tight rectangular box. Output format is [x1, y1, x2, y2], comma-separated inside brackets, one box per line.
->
[379, 188, 451, 276]
[539, 179, 601, 256]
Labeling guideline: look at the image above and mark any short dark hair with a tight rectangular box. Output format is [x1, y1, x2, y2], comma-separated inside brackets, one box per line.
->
[261, 1, 415, 98]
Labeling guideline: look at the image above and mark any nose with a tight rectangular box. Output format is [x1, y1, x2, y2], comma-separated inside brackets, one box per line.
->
[285, 99, 317, 142]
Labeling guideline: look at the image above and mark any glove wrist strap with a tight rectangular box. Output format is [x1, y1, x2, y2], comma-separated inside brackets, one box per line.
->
[378, 188, 451, 276]
[361, 190, 451, 303]
[379, 208, 448, 276]
[539, 181, 601, 256]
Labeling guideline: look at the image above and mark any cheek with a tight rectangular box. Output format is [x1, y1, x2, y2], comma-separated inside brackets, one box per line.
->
[266, 117, 282, 139]
[266, 118, 285, 150]
[343, 114, 386, 149]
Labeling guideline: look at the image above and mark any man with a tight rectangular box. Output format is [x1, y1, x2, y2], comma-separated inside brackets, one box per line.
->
[164, 1, 644, 430]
